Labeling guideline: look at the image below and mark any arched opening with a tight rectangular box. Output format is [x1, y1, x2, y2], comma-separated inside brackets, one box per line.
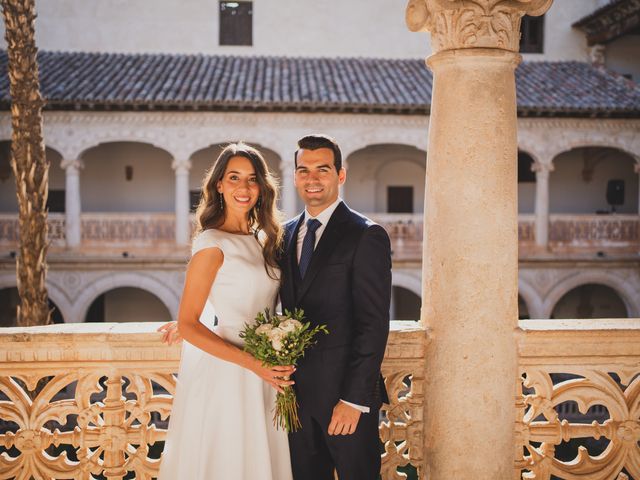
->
[518, 295, 530, 320]
[549, 147, 638, 214]
[84, 287, 172, 323]
[391, 286, 421, 321]
[80, 142, 174, 212]
[0, 287, 64, 326]
[189, 143, 282, 212]
[343, 144, 426, 215]
[517, 151, 536, 214]
[551, 283, 629, 319]
[0, 142, 65, 213]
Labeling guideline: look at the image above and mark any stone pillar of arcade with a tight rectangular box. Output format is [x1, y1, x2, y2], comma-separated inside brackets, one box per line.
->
[172, 158, 192, 246]
[61, 158, 83, 249]
[405, 0, 553, 477]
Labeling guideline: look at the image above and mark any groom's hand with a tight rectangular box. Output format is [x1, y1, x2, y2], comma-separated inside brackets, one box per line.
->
[328, 401, 361, 435]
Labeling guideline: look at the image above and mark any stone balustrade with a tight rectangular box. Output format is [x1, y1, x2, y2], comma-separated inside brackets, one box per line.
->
[0, 321, 426, 480]
[517, 319, 640, 480]
[0, 213, 637, 257]
[0, 319, 638, 479]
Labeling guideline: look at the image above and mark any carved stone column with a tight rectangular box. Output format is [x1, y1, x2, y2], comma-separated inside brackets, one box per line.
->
[406, 0, 552, 478]
[172, 159, 192, 246]
[61, 158, 83, 248]
[280, 159, 298, 217]
[533, 161, 554, 248]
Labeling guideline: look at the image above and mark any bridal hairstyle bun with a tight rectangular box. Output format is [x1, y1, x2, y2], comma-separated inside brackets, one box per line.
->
[195, 142, 284, 279]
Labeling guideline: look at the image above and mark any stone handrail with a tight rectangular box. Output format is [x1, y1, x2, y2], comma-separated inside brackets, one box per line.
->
[0, 213, 637, 255]
[0, 321, 426, 480]
[1, 320, 639, 479]
[517, 319, 640, 480]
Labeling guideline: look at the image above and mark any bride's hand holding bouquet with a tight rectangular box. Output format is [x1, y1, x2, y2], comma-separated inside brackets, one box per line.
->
[240, 308, 328, 432]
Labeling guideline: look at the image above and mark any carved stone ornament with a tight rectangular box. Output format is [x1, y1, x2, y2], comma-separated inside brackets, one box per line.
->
[406, 0, 553, 53]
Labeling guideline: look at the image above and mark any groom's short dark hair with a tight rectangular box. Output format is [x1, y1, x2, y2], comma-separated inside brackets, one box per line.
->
[295, 134, 343, 172]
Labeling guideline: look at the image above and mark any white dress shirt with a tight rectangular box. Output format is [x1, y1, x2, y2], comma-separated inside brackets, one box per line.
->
[296, 198, 370, 414]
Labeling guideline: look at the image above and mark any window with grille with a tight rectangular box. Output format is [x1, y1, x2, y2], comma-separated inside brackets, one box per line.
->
[219, 1, 253, 46]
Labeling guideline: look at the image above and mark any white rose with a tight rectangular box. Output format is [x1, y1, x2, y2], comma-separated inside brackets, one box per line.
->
[271, 336, 284, 352]
[255, 324, 274, 336]
[266, 327, 285, 340]
[267, 328, 287, 351]
[279, 319, 302, 333]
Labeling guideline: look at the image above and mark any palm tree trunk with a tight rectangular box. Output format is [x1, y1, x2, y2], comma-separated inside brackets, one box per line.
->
[2, 0, 50, 327]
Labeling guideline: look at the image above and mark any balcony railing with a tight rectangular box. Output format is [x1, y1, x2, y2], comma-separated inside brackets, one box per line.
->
[0, 321, 426, 480]
[0, 320, 638, 479]
[517, 319, 640, 480]
[0, 213, 638, 257]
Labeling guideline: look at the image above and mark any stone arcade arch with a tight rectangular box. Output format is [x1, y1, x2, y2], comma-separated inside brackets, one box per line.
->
[74, 273, 180, 323]
[550, 283, 629, 319]
[343, 144, 427, 215]
[0, 142, 66, 212]
[544, 272, 639, 318]
[0, 287, 65, 326]
[79, 141, 175, 213]
[85, 287, 173, 323]
[549, 146, 638, 215]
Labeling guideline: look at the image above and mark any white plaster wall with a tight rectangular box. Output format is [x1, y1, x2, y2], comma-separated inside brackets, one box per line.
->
[5, 0, 427, 58]
[0, 0, 607, 62]
[80, 142, 174, 212]
[549, 149, 638, 214]
[344, 145, 426, 213]
[606, 35, 640, 82]
[104, 287, 172, 323]
[521, 0, 597, 63]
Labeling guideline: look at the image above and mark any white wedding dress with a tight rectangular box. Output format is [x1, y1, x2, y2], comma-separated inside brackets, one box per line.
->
[159, 229, 293, 480]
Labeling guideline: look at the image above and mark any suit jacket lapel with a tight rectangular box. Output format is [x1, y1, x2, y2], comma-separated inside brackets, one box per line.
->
[297, 202, 350, 301]
[282, 214, 305, 304]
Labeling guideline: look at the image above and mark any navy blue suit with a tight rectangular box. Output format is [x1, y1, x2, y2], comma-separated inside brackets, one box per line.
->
[280, 201, 391, 480]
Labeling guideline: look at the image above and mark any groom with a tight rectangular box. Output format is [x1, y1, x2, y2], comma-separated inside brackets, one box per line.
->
[282, 134, 391, 480]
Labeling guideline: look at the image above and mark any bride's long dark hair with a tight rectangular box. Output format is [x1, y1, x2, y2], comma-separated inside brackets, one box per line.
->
[194, 143, 283, 279]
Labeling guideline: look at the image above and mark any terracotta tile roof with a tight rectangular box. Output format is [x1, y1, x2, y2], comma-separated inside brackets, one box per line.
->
[0, 50, 638, 117]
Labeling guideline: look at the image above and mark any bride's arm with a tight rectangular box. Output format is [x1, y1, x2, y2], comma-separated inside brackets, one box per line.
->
[176, 247, 294, 392]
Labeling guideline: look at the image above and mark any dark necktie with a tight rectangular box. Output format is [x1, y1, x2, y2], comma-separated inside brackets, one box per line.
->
[299, 218, 321, 278]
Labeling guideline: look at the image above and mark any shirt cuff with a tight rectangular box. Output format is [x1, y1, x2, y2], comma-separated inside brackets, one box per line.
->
[340, 399, 370, 413]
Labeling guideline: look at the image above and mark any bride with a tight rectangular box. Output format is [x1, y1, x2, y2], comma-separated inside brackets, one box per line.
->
[158, 143, 294, 479]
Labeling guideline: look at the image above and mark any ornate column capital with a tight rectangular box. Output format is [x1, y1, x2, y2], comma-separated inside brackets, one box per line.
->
[406, 0, 553, 53]
[531, 161, 554, 176]
[171, 159, 192, 174]
[60, 158, 84, 173]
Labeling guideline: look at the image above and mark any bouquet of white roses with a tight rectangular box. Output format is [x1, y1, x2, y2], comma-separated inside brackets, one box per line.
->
[240, 308, 328, 432]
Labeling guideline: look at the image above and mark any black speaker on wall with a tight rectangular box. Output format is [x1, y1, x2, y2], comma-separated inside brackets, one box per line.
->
[606, 179, 625, 212]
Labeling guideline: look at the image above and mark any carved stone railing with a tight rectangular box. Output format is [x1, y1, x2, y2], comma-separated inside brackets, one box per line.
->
[0, 213, 176, 251]
[548, 214, 640, 248]
[0, 321, 426, 480]
[1, 213, 637, 256]
[80, 213, 175, 248]
[1, 319, 639, 479]
[0, 213, 66, 248]
[517, 319, 640, 480]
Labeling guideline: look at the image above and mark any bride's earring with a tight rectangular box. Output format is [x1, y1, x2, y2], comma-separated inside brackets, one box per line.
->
[219, 193, 224, 210]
